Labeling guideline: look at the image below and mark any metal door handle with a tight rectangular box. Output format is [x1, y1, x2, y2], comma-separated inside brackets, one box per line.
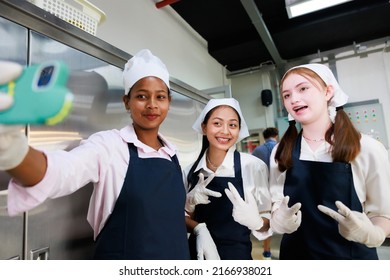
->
[30, 246, 50, 260]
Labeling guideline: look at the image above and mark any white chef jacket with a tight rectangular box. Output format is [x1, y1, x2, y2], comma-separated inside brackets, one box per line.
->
[269, 134, 390, 224]
[183, 146, 272, 240]
[7, 124, 180, 240]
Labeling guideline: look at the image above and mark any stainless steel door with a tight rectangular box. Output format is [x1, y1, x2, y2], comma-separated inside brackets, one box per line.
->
[0, 16, 28, 260]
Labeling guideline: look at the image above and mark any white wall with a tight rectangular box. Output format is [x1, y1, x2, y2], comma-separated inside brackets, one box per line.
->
[336, 51, 390, 147]
[89, 0, 226, 90]
[230, 71, 276, 132]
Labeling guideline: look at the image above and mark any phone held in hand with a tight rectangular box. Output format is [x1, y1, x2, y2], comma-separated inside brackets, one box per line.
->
[0, 60, 73, 125]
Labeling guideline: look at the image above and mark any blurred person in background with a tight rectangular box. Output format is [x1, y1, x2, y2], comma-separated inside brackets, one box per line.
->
[252, 127, 279, 259]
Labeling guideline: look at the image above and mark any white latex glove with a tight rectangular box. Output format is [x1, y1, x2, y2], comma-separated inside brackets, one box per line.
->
[185, 173, 221, 213]
[193, 223, 220, 260]
[0, 61, 29, 170]
[270, 196, 302, 234]
[0, 125, 28, 170]
[224, 182, 263, 231]
[0, 94, 13, 111]
[0, 61, 23, 110]
[318, 201, 386, 248]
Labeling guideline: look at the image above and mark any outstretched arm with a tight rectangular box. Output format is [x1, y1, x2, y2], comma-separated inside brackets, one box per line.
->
[0, 61, 47, 186]
[7, 147, 47, 186]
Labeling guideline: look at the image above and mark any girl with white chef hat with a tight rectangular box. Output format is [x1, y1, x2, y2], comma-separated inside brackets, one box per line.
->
[183, 98, 272, 260]
[0, 49, 190, 259]
[270, 63, 390, 259]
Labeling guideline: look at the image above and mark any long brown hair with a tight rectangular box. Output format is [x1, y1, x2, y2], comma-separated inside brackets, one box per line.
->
[275, 67, 361, 172]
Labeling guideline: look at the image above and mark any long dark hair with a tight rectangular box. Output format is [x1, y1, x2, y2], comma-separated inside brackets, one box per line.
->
[275, 67, 361, 172]
[186, 105, 241, 184]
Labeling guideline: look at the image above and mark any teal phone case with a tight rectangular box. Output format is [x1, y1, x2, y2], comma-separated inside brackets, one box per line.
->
[0, 60, 73, 125]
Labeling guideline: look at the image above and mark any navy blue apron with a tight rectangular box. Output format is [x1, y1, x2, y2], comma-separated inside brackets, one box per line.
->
[188, 151, 252, 260]
[280, 133, 378, 259]
[93, 143, 190, 259]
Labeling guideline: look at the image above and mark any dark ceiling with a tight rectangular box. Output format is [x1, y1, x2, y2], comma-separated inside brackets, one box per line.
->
[169, 0, 390, 73]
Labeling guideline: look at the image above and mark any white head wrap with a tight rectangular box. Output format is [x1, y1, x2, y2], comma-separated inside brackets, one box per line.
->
[122, 49, 170, 95]
[192, 98, 250, 142]
[283, 63, 349, 122]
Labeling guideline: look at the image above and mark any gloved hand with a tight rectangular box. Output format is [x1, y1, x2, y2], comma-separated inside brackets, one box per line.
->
[318, 201, 386, 248]
[224, 182, 263, 231]
[0, 61, 23, 110]
[0, 94, 14, 111]
[0, 61, 29, 170]
[270, 196, 302, 234]
[185, 173, 221, 213]
[193, 223, 220, 260]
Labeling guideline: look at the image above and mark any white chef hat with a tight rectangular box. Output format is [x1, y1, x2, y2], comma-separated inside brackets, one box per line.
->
[122, 49, 170, 95]
[192, 98, 250, 142]
[284, 63, 349, 122]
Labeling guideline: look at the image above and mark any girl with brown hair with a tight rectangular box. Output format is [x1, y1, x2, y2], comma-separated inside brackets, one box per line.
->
[269, 64, 390, 259]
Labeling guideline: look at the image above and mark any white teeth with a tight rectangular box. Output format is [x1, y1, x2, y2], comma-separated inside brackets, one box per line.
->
[217, 138, 229, 143]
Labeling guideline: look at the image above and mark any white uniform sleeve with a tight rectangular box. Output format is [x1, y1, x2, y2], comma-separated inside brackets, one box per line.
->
[241, 153, 271, 213]
[7, 131, 112, 216]
[240, 153, 272, 241]
[269, 143, 286, 211]
[352, 135, 390, 221]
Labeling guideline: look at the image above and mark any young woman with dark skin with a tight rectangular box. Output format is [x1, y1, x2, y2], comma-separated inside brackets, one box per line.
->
[0, 50, 190, 260]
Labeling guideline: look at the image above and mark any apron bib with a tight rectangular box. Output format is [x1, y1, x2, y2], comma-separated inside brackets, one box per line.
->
[188, 151, 252, 260]
[280, 133, 377, 260]
[94, 143, 190, 259]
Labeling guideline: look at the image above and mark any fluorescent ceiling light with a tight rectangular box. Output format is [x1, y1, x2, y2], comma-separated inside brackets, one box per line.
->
[285, 0, 353, 19]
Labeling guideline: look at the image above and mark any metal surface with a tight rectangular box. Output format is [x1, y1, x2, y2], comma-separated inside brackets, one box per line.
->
[0, 0, 211, 102]
[240, 0, 285, 66]
[0, 0, 129, 69]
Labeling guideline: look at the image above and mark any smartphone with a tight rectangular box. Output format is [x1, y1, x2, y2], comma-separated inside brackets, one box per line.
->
[0, 60, 73, 125]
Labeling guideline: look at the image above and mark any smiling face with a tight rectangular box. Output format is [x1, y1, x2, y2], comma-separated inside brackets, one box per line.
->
[281, 69, 333, 126]
[201, 105, 240, 152]
[122, 76, 171, 133]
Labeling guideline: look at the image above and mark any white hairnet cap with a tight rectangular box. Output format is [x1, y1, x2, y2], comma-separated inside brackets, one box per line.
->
[192, 98, 250, 142]
[284, 63, 349, 122]
[122, 49, 170, 95]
